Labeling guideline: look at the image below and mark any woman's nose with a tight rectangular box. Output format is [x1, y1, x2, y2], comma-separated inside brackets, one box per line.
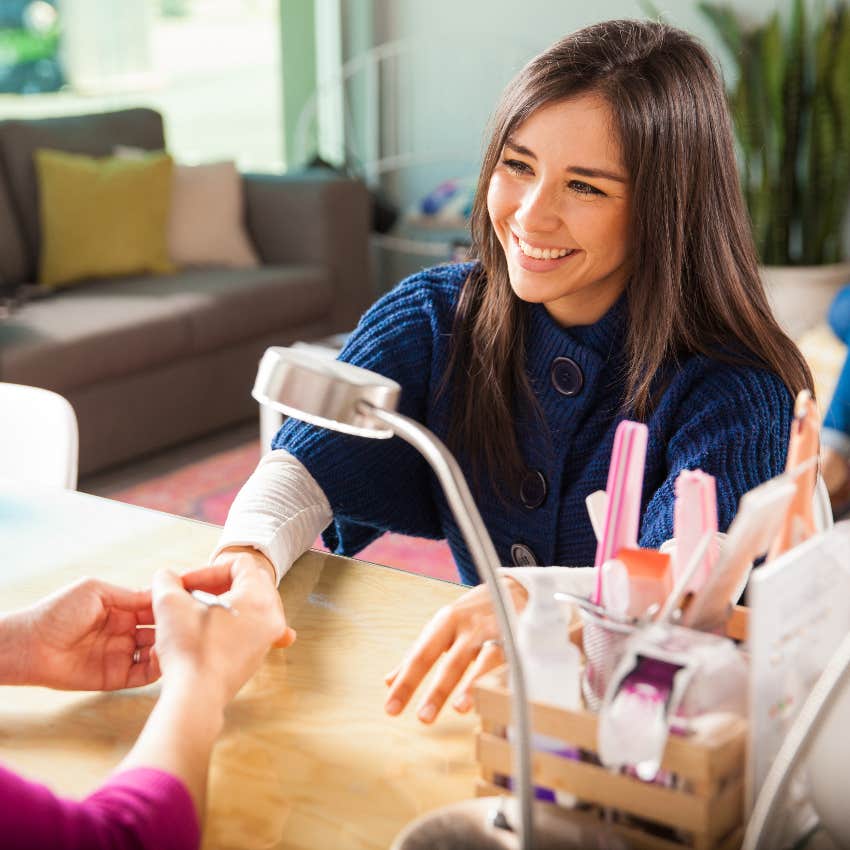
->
[515, 181, 561, 233]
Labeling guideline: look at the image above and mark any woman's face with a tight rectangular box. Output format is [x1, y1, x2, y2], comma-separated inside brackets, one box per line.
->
[487, 93, 632, 327]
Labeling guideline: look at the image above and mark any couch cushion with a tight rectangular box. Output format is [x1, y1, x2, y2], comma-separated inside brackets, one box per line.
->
[162, 266, 333, 352]
[0, 108, 166, 281]
[36, 148, 175, 287]
[0, 265, 332, 392]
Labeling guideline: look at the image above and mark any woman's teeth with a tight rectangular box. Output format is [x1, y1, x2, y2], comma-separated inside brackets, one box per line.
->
[517, 237, 575, 260]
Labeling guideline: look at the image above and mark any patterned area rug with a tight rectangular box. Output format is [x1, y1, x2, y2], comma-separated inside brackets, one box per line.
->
[110, 440, 460, 583]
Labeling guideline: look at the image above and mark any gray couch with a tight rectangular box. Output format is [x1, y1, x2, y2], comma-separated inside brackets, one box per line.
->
[0, 108, 373, 476]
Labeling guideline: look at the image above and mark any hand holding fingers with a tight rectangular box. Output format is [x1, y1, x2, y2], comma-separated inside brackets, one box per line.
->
[125, 642, 161, 688]
[21, 578, 161, 691]
[180, 546, 277, 599]
[181, 561, 295, 649]
[180, 563, 234, 596]
[224, 564, 292, 646]
[154, 566, 294, 706]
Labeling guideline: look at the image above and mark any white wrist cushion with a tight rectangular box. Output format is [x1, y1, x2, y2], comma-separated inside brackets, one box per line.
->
[211, 448, 333, 585]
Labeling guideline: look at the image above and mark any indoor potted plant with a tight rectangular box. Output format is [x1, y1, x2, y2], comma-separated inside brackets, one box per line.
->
[698, 0, 850, 337]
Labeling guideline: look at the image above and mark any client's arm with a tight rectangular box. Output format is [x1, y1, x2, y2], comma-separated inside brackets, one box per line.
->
[0, 566, 288, 850]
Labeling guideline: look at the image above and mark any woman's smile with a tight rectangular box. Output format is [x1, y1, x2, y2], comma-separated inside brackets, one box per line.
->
[511, 230, 581, 271]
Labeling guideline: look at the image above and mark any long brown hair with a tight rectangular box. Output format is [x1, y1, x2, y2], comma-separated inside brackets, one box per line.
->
[445, 19, 812, 492]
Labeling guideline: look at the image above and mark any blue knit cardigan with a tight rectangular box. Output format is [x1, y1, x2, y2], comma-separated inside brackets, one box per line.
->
[275, 263, 792, 585]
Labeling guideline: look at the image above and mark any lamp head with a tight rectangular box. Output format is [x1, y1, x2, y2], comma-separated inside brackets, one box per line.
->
[252, 346, 401, 439]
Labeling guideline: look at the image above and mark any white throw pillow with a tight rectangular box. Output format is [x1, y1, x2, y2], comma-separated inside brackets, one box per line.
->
[168, 160, 259, 268]
[115, 147, 259, 269]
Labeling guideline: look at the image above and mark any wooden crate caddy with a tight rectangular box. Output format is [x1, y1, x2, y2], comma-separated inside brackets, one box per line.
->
[472, 606, 749, 850]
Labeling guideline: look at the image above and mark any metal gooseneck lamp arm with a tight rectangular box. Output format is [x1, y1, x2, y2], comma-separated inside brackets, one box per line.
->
[743, 629, 850, 850]
[361, 402, 533, 850]
[252, 347, 534, 850]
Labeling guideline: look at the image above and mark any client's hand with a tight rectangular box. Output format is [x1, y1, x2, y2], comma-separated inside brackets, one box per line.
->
[9, 578, 159, 690]
[384, 577, 528, 724]
[152, 562, 289, 708]
[180, 547, 295, 648]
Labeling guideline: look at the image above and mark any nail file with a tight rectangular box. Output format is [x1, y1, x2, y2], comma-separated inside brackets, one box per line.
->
[767, 389, 820, 561]
[594, 421, 649, 604]
[673, 470, 718, 594]
[681, 475, 796, 630]
[656, 530, 713, 625]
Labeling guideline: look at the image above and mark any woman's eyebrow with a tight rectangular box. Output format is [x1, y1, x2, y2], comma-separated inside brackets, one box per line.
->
[567, 165, 628, 183]
[504, 139, 536, 159]
[504, 140, 627, 183]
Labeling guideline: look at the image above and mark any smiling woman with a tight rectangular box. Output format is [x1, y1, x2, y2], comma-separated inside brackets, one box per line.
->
[207, 19, 813, 724]
[486, 94, 632, 327]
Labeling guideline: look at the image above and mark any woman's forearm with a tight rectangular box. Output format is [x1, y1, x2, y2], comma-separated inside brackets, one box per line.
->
[118, 676, 225, 817]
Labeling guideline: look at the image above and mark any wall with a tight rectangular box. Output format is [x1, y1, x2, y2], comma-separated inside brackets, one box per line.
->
[333, 1, 849, 287]
[362, 0, 784, 190]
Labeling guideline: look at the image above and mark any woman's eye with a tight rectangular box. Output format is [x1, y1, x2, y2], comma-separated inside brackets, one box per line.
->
[502, 158, 532, 175]
[569, 180, 604, 196]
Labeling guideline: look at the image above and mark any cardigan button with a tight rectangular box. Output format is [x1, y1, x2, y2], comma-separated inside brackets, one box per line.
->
[511, 543, 538, 567]
[519, 469, 547, 509]
[551, 356, 584, 397]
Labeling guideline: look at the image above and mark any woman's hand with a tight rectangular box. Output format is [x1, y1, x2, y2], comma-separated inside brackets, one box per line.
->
[180, 547, 296, 649]
[4, 578, 159, 691]
[384, 576, 528, 723]
[152, 560, 290, 710]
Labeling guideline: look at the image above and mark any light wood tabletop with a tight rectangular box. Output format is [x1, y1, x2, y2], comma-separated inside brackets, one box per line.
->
[0, 482, 478, 850]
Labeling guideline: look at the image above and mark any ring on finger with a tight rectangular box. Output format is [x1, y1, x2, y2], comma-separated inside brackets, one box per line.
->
[480, 638, 503, 651]
[132, 648, 142, 665]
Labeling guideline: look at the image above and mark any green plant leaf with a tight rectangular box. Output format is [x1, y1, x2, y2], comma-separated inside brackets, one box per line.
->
[701, 0, 850, 265]
[697, 2, 743, 64]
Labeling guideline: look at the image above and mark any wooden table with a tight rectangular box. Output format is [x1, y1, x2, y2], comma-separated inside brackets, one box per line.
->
[0, 482, 477, 849]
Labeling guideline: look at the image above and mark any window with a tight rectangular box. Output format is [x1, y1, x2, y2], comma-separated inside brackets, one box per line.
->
[0, 0, 283, 170]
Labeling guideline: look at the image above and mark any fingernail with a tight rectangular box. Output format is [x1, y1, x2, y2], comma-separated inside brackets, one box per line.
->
[453, 694, 472, 712]
[385, 699, 402, 716]
[418, 703, 436, 723]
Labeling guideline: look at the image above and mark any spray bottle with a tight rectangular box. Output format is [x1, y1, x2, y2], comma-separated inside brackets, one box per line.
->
[515, 573, 582, 805]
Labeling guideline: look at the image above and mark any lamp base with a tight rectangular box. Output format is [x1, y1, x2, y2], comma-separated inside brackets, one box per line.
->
[390, 796, 629, 850]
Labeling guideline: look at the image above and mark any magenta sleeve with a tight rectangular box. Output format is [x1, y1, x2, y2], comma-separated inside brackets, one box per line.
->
[0, 763, 200, 850]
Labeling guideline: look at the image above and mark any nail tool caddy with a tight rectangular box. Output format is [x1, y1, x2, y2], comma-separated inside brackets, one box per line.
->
[473, 394, 838, 850]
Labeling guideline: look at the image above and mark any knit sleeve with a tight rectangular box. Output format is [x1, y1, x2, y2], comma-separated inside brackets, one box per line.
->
[0, 764, 200, 850]
[273, 269, 458, 556]
[639, 366, 793, 549]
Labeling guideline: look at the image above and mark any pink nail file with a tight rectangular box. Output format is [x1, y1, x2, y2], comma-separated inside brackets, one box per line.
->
[767, 389, 820, 561]
[594, 420, 649, 604]
[673, 470, 718, 595]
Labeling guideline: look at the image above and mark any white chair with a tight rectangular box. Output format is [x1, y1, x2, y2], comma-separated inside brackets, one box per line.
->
[0, 382, 79, 489]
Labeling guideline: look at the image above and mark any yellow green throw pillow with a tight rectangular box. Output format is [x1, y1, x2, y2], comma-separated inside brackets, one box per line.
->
[35, 148, 175, 288]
